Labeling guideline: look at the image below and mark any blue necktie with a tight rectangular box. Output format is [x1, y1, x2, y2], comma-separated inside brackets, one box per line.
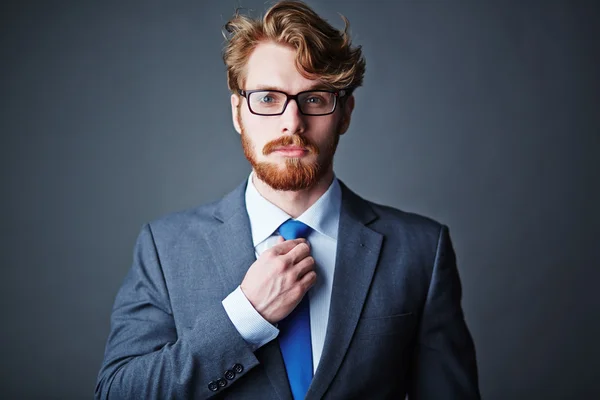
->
[277, 219, 313, 400]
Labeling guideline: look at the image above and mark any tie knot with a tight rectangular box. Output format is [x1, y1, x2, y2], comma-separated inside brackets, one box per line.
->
[278, 220, 312, 240]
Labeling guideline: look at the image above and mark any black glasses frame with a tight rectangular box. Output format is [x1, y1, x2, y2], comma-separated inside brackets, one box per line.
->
[237, 88, 351, 116]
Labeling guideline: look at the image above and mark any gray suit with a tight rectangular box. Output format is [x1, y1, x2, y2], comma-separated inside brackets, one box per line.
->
[96, 179, 480, 399]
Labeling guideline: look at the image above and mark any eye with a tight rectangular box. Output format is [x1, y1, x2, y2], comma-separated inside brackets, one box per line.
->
[252, 92, 283, 105]
[305, 96, 323, 104]
[259, 95, 275, 103]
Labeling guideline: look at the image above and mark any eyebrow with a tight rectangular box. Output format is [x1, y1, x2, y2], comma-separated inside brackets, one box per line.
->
[252, 84, 331, 92]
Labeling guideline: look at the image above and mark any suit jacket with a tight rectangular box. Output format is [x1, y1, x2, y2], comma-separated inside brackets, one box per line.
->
[96, 179, 480, 399]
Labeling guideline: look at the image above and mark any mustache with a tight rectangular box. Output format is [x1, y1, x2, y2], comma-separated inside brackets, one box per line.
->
[262, 135, 320, 156]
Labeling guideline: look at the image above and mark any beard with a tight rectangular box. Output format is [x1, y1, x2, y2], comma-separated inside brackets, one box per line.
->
[239, 111, 340, 191]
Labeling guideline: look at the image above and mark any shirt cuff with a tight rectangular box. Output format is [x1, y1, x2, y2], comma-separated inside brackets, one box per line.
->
[222, 286, 279, 351]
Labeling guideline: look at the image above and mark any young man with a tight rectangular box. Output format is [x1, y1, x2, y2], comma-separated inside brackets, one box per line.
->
[96, 1, 480, 399]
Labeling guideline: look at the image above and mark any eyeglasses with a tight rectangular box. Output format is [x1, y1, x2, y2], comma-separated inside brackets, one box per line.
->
[238, 88, 350, 116]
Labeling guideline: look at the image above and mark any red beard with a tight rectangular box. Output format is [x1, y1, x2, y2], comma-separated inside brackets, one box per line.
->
[240, 123, 340, 191]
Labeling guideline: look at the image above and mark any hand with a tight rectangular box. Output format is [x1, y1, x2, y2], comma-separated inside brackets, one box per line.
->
[240, 237, 317, 324]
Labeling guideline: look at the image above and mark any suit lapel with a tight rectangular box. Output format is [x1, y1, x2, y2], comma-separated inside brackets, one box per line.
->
[306, 182, 383, 400]
[205, 179, 293, 400]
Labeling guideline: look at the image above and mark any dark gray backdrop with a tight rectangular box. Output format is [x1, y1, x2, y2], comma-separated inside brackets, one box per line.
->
[1, 1, 598, 399]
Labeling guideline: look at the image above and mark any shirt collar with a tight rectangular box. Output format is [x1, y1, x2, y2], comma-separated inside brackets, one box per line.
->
[244, 172, 342, 246]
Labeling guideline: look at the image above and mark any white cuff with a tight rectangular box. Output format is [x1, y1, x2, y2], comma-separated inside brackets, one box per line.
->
[222, 286, 279, 351]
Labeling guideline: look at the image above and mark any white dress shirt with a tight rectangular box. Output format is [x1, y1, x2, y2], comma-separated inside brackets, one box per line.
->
[222, 172, 341, 372]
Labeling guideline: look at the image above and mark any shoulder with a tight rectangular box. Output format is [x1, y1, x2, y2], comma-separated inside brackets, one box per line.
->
[340, 180, 445, 240]
[126, 201, 222, 254]
[367, 200, 446, 259]
[145, 199, 221, 237]
[142, 180, 247, 241]
[339, 181, 448, 272]
[369, 200, 443, 235]
[341, 183, 452, 288]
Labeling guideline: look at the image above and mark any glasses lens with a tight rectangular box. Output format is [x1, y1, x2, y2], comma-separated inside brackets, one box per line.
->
[298, 91, 336, 115]
[246, 90, 337, 115]
[248, 91, 287, 115]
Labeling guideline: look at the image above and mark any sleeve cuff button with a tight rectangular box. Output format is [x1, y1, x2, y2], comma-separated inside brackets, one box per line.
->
[233, 363, 244, 374]
[208, 381, 218, 392]
[224, 369, 236, 380]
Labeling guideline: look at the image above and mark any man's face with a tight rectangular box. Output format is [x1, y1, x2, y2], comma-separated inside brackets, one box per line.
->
[231, 42, 354, 191]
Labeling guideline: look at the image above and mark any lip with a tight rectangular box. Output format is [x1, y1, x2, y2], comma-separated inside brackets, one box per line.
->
[274, 147, 308, 157]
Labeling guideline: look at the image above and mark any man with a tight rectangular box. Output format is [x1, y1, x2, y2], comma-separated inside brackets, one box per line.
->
[96, 1, 480, 399]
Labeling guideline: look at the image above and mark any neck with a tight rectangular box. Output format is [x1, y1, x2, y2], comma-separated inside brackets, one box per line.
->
[252, 169, 335, 218]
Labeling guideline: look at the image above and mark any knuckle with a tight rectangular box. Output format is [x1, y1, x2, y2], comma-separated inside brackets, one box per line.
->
[264, 249, 276, 259]
[273, 259, 286, 272]
[294, 242, 306, 252]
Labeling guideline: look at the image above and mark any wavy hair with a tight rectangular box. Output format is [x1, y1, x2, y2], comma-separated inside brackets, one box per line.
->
[222, 0, 366, 93]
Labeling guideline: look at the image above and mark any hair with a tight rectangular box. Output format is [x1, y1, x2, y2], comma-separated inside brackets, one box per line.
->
[222, 0, 366, 94]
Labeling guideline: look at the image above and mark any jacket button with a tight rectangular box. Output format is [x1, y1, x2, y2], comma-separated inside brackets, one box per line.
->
[232, 363, 244, 374]
[208, 381, 218, 392]
[224, 369, 236, 380]
[217, 378, 228, 388]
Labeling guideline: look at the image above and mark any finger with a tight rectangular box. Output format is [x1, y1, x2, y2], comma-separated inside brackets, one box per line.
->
[269, 238, 306, 256]
[284, 241, 311, 264]
[298, 270, 317, 291]
[293, 256, 315, 280]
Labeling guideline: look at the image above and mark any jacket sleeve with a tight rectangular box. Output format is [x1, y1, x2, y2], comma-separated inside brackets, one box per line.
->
[407, 225, 481, 399]
[95, 224, 260, 399]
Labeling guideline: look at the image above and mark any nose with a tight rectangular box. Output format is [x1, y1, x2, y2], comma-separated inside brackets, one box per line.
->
[280, 98, 306, 135]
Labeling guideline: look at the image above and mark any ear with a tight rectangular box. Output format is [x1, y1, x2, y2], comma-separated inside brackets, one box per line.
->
[338, 95, 355, 136]
[231, 94, 242, 134]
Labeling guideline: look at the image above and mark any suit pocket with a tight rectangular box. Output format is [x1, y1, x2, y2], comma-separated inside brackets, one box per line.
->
[354, 312, 415, 337]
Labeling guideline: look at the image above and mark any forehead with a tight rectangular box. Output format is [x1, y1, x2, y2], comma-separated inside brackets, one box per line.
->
[244, 42, 324, 92]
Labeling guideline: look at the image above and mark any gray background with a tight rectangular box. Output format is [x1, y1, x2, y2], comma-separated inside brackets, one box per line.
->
[1, 0, 599, 398]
